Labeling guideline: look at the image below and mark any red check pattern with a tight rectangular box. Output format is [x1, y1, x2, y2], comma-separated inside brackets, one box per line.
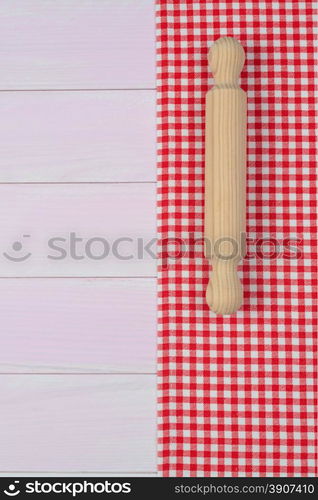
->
[157, 0, 317, 476]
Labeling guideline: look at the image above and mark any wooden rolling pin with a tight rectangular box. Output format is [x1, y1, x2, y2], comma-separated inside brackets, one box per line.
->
[205, 37, 247, 315]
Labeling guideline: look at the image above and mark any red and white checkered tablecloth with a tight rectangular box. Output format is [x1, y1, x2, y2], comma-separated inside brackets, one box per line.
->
[157, 0, 317, 477]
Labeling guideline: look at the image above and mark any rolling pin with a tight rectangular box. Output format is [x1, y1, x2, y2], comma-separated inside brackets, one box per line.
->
[205, 37, 247, 315]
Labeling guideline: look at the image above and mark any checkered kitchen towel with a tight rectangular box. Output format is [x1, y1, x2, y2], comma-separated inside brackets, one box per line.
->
[157, 0, 317, 476]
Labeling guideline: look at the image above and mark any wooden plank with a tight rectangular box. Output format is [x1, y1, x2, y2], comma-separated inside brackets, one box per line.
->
[0, 183, 156, 277]
[0, 375, 156, 472]
[0, 278, 156, 373]
[0, 0, 155, 89]
[0, 90, 156, 182]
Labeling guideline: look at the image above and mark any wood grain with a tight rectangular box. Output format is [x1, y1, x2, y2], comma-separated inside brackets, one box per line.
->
[0, 0, 155, 89]
[0, 375, 156, 472]
[205, 37, 247, 315]
[0, 278, 156, 373]
[0, 183, 156, 277]
[0, 90, 156, 182]
[0, 0, 158, 477]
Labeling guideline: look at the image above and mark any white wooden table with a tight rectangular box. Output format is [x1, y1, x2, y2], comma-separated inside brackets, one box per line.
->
[0, 0, 157, 476]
